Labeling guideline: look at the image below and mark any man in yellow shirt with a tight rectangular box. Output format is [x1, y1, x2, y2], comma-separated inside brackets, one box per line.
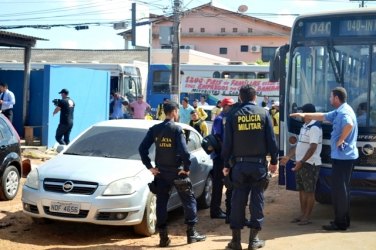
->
[271, 101, 280, 147]
[192, 99, 208, 121]
[211, 100, 222, 121]
[189, 110, 209, 137]
[156, 98, 170, 120]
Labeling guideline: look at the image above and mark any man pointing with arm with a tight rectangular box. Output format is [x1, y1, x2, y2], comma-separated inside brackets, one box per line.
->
[290, 87, 358, 231]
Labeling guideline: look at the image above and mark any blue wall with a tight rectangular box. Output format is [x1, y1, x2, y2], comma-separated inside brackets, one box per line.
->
[0, 70, 27, 135]
[0, 66, 110, 148]
[46, 66, 110, 148]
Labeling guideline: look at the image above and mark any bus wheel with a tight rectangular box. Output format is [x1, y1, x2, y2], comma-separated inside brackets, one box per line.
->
[315, 192, 332, 204]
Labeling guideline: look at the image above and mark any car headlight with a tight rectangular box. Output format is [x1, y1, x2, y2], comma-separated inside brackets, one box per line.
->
[103, 176, 141, 196]
[25, 168, 39, 190]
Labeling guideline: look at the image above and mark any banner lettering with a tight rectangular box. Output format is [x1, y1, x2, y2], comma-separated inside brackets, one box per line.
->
[181, 76, 279, 97]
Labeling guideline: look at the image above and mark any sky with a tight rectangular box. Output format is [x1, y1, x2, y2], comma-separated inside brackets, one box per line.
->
[1, 0, 375, 49]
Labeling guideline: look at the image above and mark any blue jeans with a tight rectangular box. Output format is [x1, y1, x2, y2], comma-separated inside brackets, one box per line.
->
[55, 123, 73, 145]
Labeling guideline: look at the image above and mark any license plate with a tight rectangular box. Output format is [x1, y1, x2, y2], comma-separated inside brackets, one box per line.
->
[50, 201, 80, 214]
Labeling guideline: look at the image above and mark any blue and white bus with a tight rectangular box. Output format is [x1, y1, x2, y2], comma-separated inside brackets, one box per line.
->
[270, 9, 376, 203]
[147, 64, 271, 110]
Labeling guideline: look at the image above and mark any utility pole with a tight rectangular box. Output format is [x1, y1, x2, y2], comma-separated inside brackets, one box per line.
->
[171, 0, 182, 104]
[350, 0, 376, 7]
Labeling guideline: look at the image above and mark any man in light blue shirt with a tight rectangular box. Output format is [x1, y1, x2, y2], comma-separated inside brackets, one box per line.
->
[291, 87, 358, 231]
[110, 92, 128, 119]
[0, 82, 16, 123]
[179, 97, 194, 124]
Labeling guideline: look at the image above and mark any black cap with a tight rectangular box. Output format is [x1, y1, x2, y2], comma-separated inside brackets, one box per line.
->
[301, 103, 316, 113]
[59, 88, 69, 95]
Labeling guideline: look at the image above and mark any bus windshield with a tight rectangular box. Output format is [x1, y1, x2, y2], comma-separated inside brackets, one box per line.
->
[290, 44, 376, 127]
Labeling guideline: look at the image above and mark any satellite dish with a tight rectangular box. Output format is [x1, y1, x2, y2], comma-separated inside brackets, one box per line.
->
[238, 5, 248, 13]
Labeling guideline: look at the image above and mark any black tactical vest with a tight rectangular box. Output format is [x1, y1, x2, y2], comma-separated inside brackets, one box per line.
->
[232, 103, 267, 157]
[153, 122, 180, 167]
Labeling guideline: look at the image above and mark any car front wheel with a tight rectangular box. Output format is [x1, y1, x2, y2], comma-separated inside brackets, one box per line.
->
[0, 165, 20, 201]
[134, 192, 157, 236]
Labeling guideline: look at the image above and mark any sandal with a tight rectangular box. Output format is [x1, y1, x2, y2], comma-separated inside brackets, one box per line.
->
[298, 220, 312, 225]
[290, 218, 301, 223]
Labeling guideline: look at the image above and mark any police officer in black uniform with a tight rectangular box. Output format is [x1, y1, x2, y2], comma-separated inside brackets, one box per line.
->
[139, 101, 206, 247]
[53, 88, 75, 145]
[222, 85, 278, 250]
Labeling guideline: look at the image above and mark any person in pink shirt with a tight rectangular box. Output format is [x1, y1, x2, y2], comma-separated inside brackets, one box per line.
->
[130, 95, 151, 119]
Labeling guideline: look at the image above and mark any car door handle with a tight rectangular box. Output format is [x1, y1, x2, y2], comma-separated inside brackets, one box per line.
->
[201, 159, 206, 163]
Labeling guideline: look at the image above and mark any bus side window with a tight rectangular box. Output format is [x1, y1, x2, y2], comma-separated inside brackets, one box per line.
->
[257, 73, 267, 79]
[213, 71, 220, 78]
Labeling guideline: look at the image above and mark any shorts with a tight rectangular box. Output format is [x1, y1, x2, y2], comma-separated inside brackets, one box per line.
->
[295, 162, 321, 192]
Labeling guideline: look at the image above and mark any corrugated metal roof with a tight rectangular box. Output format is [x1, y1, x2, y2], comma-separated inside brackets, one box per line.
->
[0, 48, 148, 64]
[0, 30, 47, 41]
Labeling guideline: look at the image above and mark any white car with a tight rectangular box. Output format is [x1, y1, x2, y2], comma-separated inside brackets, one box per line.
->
[22, 119, 213, 236]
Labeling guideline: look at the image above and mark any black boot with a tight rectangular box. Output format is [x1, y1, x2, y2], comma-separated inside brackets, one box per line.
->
[226, 229, 242, 250]
[248, 228, 265, 250]
[186, 225, 206, 244]
[159, 228, 170, 247]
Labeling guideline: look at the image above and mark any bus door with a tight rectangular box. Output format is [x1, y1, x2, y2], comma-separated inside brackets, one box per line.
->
[270, 45, 295, 188]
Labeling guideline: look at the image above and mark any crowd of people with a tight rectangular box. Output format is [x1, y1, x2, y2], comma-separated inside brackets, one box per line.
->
[137, 85, 359, 249]
[1, 80, 360, 248]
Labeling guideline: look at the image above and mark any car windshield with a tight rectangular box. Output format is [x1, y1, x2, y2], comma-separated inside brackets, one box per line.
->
[64, 126, 154, 160]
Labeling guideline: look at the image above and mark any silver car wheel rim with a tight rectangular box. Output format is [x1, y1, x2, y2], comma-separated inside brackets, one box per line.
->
[6, 170, 19, 196]
[149, 195, 157, 229]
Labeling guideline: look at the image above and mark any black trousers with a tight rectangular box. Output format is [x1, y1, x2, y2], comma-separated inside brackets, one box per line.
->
[331, 159, 355, 229]
[210, 157, 225, 214]
[2, 108, 13, 123]
[55, 123, 73, 145]
[210, 157, 233, 215]
[155, 171, 198, 229]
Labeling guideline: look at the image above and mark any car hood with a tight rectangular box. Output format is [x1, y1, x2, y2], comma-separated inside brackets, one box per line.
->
[36, 155, 149, 185]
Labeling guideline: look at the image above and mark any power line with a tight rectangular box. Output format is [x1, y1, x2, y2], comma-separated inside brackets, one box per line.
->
[0, 0, 170, 24]
[0, 21, 120, 30]
[0, 1, 110, 18]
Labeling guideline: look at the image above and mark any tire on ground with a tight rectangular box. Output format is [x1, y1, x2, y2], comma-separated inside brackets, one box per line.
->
[0, 165, 20, 201]
[134, 192, 157, 236]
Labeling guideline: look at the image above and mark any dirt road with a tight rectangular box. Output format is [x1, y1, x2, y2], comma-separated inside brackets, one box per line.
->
[1, 162, 376, 250]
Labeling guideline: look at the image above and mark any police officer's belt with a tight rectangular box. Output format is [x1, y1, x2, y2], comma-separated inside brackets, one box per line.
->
[234, 156, 265, 164]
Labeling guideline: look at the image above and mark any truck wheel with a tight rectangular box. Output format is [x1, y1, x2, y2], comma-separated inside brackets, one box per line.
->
[134, 192, 157, 236]
[0, 165, 20, 201]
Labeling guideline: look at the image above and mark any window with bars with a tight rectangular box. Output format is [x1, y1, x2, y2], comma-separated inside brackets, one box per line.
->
[219, 47, 227, 54]
[241, 45, 249, 52]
